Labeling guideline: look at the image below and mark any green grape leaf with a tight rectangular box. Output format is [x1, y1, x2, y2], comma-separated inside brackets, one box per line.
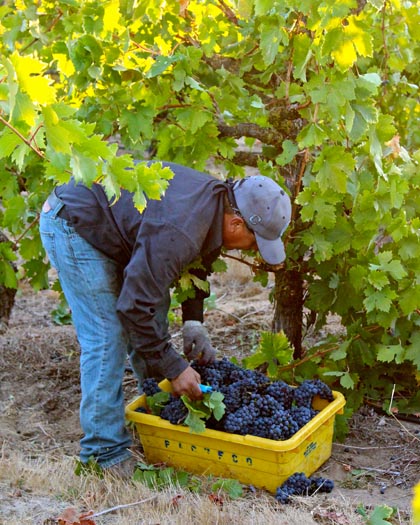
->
[398, 285, 420, 315]
[70, 150, 98, 184]
[181, 395, 211, 434]
[340, 371, 357, 390]
[211, 258, 227, 273]
[276, 139, 299, 166]
[146, 55, 179, 78]
[75, 134, 112, 159]
[259, 21, 288, 66]
[293, 33, 312, 82]
[42, 106, 72, 154]
[367, 271, 389, 290]
[176, 107, 212, 134]
[330, 340, 351, 361]
[244, 331, 294, 377]
[204, 391, 226, 421]
[0, 241, 17, 263]
[376, 343, 405, 364]
[146, 391, 171, 416]
[3, 195, 26, 233]
[370, 252, 407, 280]
[211, 478, 243, 499]
[313, 146, 355, 194]
[0, 129, 22, 158]
[121, 106, 154, 140]
[0, 260, 18, 288]
[254, 0, 274, 15]
[297, 122, 327, 148]
[366, 504, 394, 525]
[363, 289, 397, 313]
[303, 231, 334, 262]
[323, 370, 357, 389]
[405, 332, 420, 368]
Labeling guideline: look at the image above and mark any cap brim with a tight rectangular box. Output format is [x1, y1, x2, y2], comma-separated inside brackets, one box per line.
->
[255, 233, 286, 265]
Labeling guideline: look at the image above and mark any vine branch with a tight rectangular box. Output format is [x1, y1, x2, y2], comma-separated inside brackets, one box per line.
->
[216, 0, 239, 25]
[20, 9, 63, 53]
[12, 215, 41, 249]
[277, 324, 381, 373]
[0, 113, 45, 158]
[222, 252, 285, 273]
[217, 121, 284, 148]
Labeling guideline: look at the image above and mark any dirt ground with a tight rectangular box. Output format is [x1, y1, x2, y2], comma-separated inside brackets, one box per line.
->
[0, 260, 419, 524]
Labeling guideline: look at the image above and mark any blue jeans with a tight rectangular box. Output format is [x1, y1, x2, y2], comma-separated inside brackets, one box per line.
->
[40, 196, 139, 467]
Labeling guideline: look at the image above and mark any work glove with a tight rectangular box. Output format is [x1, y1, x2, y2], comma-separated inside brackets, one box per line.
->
[182, 320, 216, 365]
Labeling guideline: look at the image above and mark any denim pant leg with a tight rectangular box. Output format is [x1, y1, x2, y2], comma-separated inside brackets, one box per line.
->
[39, 204, 133, 467]
[128, 292, 169, 388]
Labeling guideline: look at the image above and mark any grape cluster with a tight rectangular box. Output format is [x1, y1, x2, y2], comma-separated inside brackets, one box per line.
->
[293, 379, 334, 407]
[275, 472, 334, 503]
[152, 358, 334, 441]
[136, 378, 189, 424]
[160, 396, 188, 425]
[142, 377, 161, 396]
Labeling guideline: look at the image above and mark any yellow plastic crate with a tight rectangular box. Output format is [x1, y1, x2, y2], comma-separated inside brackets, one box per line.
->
[125, 380, 345, 493]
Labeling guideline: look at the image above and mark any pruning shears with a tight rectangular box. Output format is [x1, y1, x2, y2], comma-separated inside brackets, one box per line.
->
[199, 384, 213, 393]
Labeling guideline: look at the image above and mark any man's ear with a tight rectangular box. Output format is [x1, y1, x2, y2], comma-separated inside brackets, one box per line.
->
[229, 215, 244, 232]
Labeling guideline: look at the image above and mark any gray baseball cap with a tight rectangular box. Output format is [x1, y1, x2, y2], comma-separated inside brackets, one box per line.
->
[232, 175, 292, 265]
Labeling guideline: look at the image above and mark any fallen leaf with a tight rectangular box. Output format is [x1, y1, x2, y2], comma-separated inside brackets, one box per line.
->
[56, 508, 96, 525]
[79, 511, 96, 525]
[171, 494, 183, 507]
[208, 493, 224, 507]
[57, 507, 79, 524]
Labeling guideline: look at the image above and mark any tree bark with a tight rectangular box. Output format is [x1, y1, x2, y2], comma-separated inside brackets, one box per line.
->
[215, 98, 307, 356]
[272, 268, 304, 358]
[0, 231, 17, 334]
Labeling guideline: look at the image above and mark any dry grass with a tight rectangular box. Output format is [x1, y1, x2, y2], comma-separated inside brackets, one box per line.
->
[0, 446, 373, 525]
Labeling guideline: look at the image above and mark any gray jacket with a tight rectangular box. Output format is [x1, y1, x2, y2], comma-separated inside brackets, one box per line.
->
[56, 162, 227, 378]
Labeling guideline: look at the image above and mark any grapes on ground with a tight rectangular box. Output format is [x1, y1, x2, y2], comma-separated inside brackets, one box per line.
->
[275, 472, 334, 503]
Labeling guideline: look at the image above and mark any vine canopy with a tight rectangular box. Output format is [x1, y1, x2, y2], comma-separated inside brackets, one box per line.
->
[0, 0, 420, 415]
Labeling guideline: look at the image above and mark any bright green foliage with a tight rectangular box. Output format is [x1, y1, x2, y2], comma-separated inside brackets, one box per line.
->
[145, 390, 171, 416]
[146, 389, 226, 434]
[132, 462, 191, 490]
[356, 503, 395, 525]
[211, 478, 243, 499]
[132, 461, 244, 498]
[1, 0, 420, 416]
[173, 259, 210, 304]
[244, 331, 294, 376]
[181, 391, 226, 433]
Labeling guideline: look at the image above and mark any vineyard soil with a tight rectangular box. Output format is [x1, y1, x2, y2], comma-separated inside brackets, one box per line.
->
[0, 260, 419, 524]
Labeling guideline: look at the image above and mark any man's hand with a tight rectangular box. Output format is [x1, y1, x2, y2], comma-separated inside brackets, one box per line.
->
[182, 320, 216, 365]
[171, 366, 202, 400]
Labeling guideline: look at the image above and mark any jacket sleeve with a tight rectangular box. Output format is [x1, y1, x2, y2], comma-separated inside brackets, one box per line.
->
[116, 220, 199, 379]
